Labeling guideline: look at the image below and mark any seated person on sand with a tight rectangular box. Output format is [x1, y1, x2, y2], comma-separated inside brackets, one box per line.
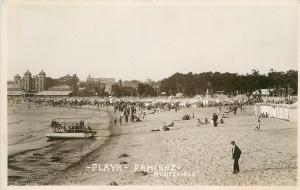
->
[151, 122, 171, 132]
[219, 118, 224, 124]
[196, 118, 204, 126]
[165, 121, 174, 127]
[182, 114, 190, 120]
[135, 117, 142, 122]
[222, 114, 229, 118]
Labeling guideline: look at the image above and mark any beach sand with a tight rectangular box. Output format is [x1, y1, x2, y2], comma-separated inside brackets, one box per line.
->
[47, 105, 297, 186]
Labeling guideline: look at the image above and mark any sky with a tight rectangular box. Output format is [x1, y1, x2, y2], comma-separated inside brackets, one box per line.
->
[6, 2, 298, 82]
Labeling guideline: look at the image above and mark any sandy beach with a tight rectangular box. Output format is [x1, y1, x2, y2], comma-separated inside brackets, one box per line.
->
[45, 105, 297, 186]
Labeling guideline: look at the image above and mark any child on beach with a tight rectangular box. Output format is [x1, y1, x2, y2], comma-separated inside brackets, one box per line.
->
[256, 116, 261, 131]
[204, 117, 208, 124]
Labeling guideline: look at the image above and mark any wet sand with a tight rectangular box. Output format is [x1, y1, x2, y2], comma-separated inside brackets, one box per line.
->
[8, 104, 112, 185]
[47, 105, 297, 185]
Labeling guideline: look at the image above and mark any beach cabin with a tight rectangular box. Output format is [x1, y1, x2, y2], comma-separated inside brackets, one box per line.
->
[254, 103, 297, 121]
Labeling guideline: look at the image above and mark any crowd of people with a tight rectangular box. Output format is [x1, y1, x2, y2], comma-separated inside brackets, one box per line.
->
[10, 94, 294, 175]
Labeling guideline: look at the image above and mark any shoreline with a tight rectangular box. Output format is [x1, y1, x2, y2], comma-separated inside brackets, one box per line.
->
[7, 104, 116, 185]
[42, 106, 120, 185]
[43, 105, 296, 186]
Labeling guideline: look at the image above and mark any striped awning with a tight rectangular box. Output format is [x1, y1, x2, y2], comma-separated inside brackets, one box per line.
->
[35, 91, 72, 96]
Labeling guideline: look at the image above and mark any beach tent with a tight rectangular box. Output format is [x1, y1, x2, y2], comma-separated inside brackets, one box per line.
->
[254, 103, 296, 121]
[288, 102, 297, 122]
[235, 94, 248, 103]
[176, 93, 184, 98]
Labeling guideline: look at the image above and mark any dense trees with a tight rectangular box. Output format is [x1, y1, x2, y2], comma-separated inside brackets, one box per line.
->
[159, 69, 298, 96]
[137, 83, 156, 97]
[112, 85, 138, 97]
[107, 69, 298, 97]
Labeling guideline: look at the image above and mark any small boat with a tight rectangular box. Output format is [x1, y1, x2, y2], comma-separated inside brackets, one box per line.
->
[45, 118, 97, 139]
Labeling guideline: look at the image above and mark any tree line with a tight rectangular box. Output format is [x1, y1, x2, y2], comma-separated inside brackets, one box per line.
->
[111, 69, 297, 97]
[159, 69, 297, 97]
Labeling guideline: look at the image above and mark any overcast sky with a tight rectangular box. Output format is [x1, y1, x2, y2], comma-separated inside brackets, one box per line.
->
[6, 2, 297, 81]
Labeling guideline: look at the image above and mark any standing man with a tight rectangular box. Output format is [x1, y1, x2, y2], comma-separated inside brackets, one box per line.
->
[119, 116, 123, 126]
[231, 141, 241, 174]
[212, 113, 218, 127]
[114, 118, 117, 126]
[233, 107, 237, 115]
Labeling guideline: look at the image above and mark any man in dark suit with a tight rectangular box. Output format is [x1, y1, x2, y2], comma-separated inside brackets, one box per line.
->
[231, 141, 241, 174]
[212, 113, 218, 127]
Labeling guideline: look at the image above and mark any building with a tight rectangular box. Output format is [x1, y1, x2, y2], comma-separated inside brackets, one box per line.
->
[13, 70, 47, 92]
[8, 70, 47, 97]
[8, 70, 82, 97]
[24, 70, 32, 92]
[87, 75, 115, 95]
[38, 70, 46, 91]
[254, 102, 297, 122]
[122, 80, 140, 89]
[145, 78, 160, 89]
[14, 74, 23, 88]
[7, 83, 24, 97]
[56, 74, 79, 95]
[35, 84, 73, 97]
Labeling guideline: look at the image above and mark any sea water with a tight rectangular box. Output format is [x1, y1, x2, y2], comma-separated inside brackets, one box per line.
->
[7, 104, 111, 185]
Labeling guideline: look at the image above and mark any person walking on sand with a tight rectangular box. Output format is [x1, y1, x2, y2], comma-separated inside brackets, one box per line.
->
[256, 116, 261, 131]
[114, 118, 117, 126]
[231, 141, 241, 174]
[212, 113, 218, 127]
[119, 116, 123, 126]
[233, 107, 237, 115]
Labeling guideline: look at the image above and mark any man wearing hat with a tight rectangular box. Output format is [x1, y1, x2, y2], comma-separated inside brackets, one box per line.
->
[231, 141, 241, 173]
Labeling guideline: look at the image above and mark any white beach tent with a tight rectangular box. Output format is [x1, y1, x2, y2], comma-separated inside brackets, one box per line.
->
[254, 103, 297, 121]
[288, 102, 297, 122]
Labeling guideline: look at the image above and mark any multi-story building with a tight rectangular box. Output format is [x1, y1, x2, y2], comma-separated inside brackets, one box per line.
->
[57, 74, 79, 95]
[87, 75, 115, 95]
[23, 70, 32, 92]
[145, 78, 160, 89]
[14, 74, 22, 88]
[122, 80, 140, 89]
[32, 75, 39, 92]
[39, 70, 46, 91]
[13, 70, 47, 92]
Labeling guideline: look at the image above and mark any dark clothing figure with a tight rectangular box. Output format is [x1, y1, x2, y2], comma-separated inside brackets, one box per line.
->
[114, 118, 117, 126]
[119, 116, 122, 125]
[234, 158, 239, 173]
[212, 114, 218, 127]
[234, 107, 237, 114]
[204, 117, 208, 124]
[232, 144, 242, 173]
